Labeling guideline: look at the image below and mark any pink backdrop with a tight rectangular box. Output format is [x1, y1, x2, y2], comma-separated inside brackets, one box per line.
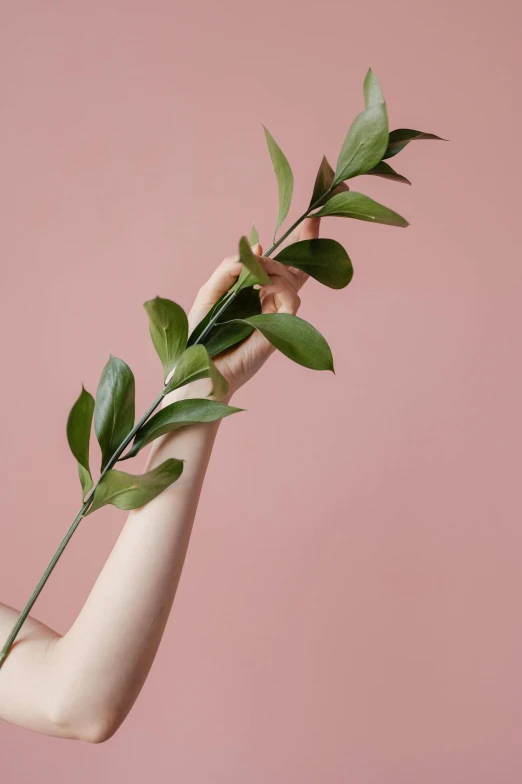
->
[1, 1, 521, 781]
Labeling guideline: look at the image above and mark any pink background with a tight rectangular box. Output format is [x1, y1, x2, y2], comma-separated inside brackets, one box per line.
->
[1, 1, 521, 781]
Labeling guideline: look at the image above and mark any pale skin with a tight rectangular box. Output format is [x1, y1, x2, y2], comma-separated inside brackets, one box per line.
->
[0, 217, 320, 743]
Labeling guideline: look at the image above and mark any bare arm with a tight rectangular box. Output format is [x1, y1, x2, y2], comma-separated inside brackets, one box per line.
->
[0, 218, 319, 743]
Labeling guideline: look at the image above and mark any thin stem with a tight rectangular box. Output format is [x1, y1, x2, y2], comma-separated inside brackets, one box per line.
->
[264, 213, 307, 257]
[0, 503, 90, 667]
[0, 186, 333, 668]
[263, 191, 328, 257]
[84, 391, 165, 504]
[0, 300, 236, 665]
[193, 290, 237, 346]
[0, 393, 165, 667]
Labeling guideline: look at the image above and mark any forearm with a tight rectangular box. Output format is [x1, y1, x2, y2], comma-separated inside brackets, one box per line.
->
[49, 379, 230, 741]
[0, 228, 313, 742]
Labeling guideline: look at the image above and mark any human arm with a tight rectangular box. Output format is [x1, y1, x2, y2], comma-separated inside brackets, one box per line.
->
[0, 218, 319, 743]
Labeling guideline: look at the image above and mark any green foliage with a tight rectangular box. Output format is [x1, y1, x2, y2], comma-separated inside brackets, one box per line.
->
[274, 239, 353, 289]
[123, 399, 243, 460]
[203, 287, 262, 357]
[81, 67, 437, 511]
[186, 291, 228, 347]
[263, 125, 294, 242]
[365, 160, 411, 185]
[144, 297, 188, 381]
[0, 66, 447, 668]
[164, 344, 229, 399]
[94, 355, 135, 471]
[221, 313, 334, 371]
[313, 191, 408, 227]
[230, 236, 272, 294]
[363, 68, 384, 108]
[333, 103, 389, 186]
[67, 386, 95, 498]
[309, 155, 349, 209]
[383, 128, 446, 159]
[87, 459, 184, 515]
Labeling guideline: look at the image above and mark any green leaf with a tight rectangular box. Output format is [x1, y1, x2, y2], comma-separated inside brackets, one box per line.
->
[231, 236, 272, 295]
[249, 222, 259, 245]
[333, 103, 389, 186]
[187, 288, 262, 357]
[143, 297, 188, 381]
[263, 125, 294, 242]
[383, 128, 446, 159]
[364, 160, 411, 185]
[203, 287, 262, 357]
[86, 459, 184, 515]
[67, 385, 95, 498]
[164, 344, 229, 399]
[309, 155, 349, 210]
[78, 465, 93, 498]
[313, 191, 409, 227]
[122, 399, 243, 460]
[220, 313, 334, 371]
[363, 68, 384, 108]
[94, 355, 136, 471]
[274, 239, 353, 289]
[187, 291, 228, 347]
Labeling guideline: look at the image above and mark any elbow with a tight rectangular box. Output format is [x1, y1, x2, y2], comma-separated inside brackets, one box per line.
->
[79, 714, 121, 744]
[49, 699, 124, 744]
[81, 719, 121, 745]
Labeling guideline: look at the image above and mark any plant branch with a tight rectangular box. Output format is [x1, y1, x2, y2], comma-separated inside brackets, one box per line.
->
[264, 192, 326, 257]
[0, 185, 331, 668]
[0, 390, 183, 665]
[0, 391, 166, 667]
[0, 504, 90, 668]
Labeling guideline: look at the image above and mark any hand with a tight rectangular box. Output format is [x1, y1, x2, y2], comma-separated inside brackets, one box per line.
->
[185, 216, 321, 400]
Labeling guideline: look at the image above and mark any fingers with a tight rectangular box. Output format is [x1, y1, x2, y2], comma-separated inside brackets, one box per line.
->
[194, 219, 316, 314]
[187, 243, 263, 333]
[256, 256, 301, 292]
[196, 243, 264, 307]
[189, 227, 313, 337]
[259, 276, 301, 316]
[197, 257, 242, 306]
